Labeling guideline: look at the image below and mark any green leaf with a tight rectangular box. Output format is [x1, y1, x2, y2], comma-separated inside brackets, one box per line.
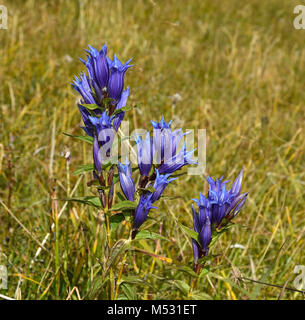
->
[189, 291, 212, 300]
[172, 280, 190, 296]
[80, 103, 101, 110]
[112, 104, 137, 116]
[103, 239, 131, 277]
[110, 200, 137, 211]
[63, 132, 93, 144]
[73, 164, 94, 175]
[178, 223, 200, 243]
[110, 213, 125, 230]
[134, 230, 168, 241]
[121, 283, 138, 300]
[137, 186, 156, 194]
[66, 196, 102, 208]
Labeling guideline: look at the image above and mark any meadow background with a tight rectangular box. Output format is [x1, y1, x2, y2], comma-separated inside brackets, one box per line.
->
[0, 0, 305, 300]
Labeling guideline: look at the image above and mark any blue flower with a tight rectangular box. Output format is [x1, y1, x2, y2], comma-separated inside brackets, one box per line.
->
[107, 54, 132, 102]
[135, 132, 153, 177]
[118, 159, 135, 201]
[193, 169, 248, 228]
[151, 116, 172, 129]
[191, 170, 248, 260]
[89, 112, 116, 159]
[158, 143, 197, 174]
[150, 169, 177, 203]
[192, 205, 211, 262]
[77, 104, 95, 137]
[113, 87, 130, 131]
[80, 44, 109, 102]
[93, 134, 102, 173]
[134, 193, 157, 229]
[72, 73, 97, 105]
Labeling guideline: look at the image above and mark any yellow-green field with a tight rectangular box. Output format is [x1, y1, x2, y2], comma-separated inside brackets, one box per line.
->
[0, 0, 305, 300]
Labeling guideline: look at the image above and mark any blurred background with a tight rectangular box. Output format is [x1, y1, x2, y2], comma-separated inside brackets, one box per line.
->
[0, 0, 304, 299]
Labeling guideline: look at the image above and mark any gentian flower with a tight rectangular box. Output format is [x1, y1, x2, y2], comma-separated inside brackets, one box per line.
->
[89, 112, 116, 159]
[107, 54, 132, 102]
[158, 143, 197, 174]
[72, 73, 97, 105]
[113, 87, 130, 131]
[133, 193, 157, 230]
[118, 159, 135, 201]
[150, 169, 177, 203]
[135, 132, 153, 177]
[192, 205, 212, 263]
[151, 116, 172, 130]
[93, 134, 102, 173]
[80, 44, 109, 102]
[78, 104, 95, 137]
[191, 169, 248, 261]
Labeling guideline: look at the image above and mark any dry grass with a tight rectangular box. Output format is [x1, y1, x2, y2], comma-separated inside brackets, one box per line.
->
[0, 0, 304, 299]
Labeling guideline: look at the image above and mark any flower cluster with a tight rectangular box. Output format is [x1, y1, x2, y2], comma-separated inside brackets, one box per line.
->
[192, 170, 248, 264]
[72, 44, 132, 207]
[71, 44, 248, 275]
[118, 117, 196, 238]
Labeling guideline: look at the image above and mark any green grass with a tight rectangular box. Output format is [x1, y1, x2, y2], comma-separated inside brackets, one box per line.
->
[0, 0, 305, 300]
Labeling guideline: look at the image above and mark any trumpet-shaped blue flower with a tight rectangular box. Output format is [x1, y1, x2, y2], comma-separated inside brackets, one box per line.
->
[78, 104, 95, 137]
[135, 132, 153, 177]
[80, 44, 109, 102]
[192, 170, 248, 260]
[107, 54, 132, 102]
[72, 73, 97, 105]
[152, 116, 190, 164]
[118, 159, 135, 201]
[150, 169, 177, 203]
[89, 112, 116, 159]
[151, 116, 172, 130]
[193, 169, 248, 228]
[134, 193, 157, 229]
[158, 143, 196, 174]
[113, 87, 130, 131]
[192, 205, 212, 262]
[93, 134, 102, 173]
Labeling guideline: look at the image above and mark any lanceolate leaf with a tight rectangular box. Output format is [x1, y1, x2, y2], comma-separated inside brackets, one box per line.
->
[110, 213, 125, 230]
[73, 164, 94, 175]
[178, 223, 200, 243]
[111, 200, 137, 211]
[66, 196, 102, 208]
[112, 104, 137, 116]
[134, 230, 168, 241]
[80, 103, 102, 110]
[63, 132, 93, 144]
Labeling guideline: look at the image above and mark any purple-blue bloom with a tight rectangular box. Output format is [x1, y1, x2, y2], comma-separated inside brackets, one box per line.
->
[191, 169, 248, 261]
[80, 44, 109, 102]
[107, 54, 132, 102]
[135, 132, 153, 177]
[150, 169, 177, 203]
[118, 159, 135, 201]
[93, 134, 102, 173]
[133, 193, 157, 229]
[158, 143, 196, 174]
[192, 204, 212, 262]
[151, 116, 172, 130]
[89, 112, 116, 159]
[113, 87, 130, 131]
[72, 73, 97, 105]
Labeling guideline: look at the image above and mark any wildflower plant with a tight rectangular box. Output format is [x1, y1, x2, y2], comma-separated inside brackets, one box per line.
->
[66, 43, 248, 299]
